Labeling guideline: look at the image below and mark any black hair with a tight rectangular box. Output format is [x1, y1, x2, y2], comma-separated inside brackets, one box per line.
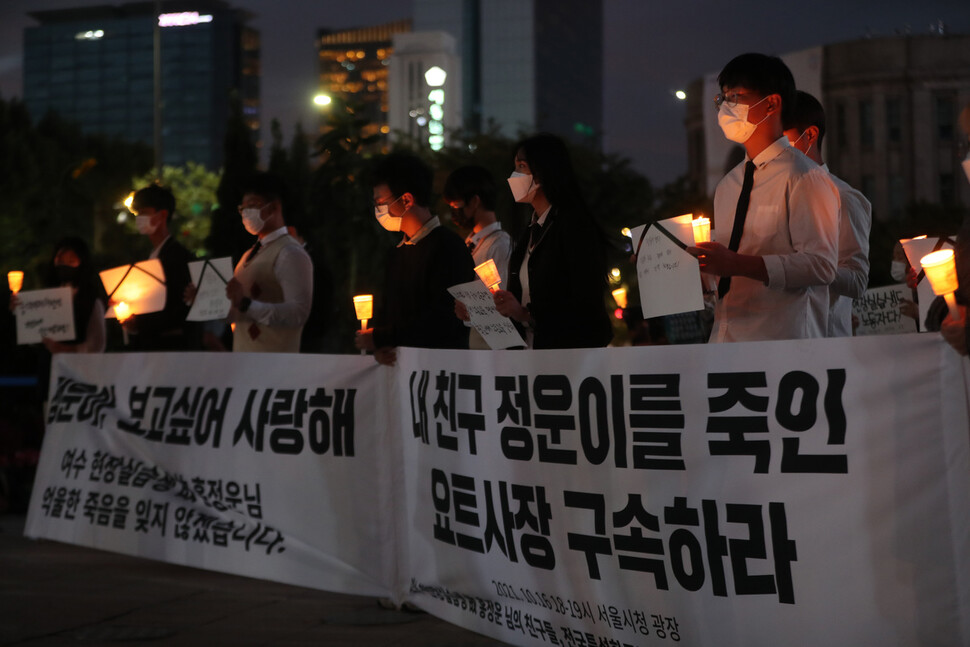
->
[47, 236, 105, 344]
[372, 153, 433, 207]
[241, 172, 287, 206]
[784, 90, 826, 148]
[718, 53, 796, 125]
[443, 165, 498, 211]
[512, 133, 587, 214]
[131, 184, 176, 224]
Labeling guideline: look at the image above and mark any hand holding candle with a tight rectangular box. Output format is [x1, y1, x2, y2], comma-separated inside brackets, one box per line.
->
[691, 217, 710, 244]
[474, 259, 502, 292]
[920, 249, 960, 319]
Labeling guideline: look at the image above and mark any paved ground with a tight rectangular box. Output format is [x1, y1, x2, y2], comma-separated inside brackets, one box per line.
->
[0, 513, 509, 647]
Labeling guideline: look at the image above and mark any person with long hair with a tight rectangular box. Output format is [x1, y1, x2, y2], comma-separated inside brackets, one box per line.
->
[39, 236, 107, 354]
[491, 133, 613, 348]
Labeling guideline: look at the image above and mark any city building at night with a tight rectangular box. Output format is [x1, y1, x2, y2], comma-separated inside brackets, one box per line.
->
[685, 33, 970, 219]
[23, 0, 259, 170]
[386, 31, 461, 152]
[315, 19, 411, 149]
[412, 0, 603, 148]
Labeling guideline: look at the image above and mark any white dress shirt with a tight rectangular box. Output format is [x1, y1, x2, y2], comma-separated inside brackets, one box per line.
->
[466, 221, 513, 286]
[244, 227, 313, 328]
[822, 165, 872, 337]
[709, 137, 839, 342]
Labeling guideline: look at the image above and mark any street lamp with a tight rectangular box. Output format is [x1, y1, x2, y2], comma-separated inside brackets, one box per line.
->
[313, 93, 332, 107]
[424, 66, 447, 87]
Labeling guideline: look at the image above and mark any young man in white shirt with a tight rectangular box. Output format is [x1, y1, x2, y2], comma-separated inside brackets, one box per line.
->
[783, 90, 871, 337]
[687, 53, 840, 342]
[444, 165, 513, 349]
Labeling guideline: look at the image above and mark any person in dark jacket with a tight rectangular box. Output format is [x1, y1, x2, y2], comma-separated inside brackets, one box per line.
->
[355, 153, 475, 365]
[127, 184, 200, 350]
[491, 133, 613, 349]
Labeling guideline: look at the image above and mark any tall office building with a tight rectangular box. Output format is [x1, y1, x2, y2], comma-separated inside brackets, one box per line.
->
[24, 0, 259, 170]
[315, 20, 411, 148]
[413, 0, 603, 147]
[685, 34, 970, 219]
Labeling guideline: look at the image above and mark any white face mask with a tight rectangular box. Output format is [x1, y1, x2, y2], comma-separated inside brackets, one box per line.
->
[718, 95, 770, 143]
[135, 214, 157, 235]
[790, 130, 813, 157]
[890, 260, 909, 282]
[508, 172, 539, 203]
[374, 195, 403, 232]
[240, 204, 270, 236]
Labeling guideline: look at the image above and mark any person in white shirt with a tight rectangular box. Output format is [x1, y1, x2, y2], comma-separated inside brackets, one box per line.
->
[226, 173, 313, 353]
[783, 90, 871, 337]
[687, 53, 840, 342]
[445, 165, 513, 349]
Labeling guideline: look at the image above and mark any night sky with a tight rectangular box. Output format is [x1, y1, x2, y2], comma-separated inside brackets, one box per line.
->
[1, 0, 967, 186]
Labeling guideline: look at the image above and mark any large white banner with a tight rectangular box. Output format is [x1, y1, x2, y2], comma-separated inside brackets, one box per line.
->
[26, 352, 396, 598]
[26, 335, 970, 647]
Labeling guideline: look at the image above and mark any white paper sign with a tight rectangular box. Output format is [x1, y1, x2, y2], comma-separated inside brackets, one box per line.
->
[14, 287, 75, 344]
[633, 215, 704, 319]
[852, 284, 918, 336]
[448, 280, 524, 349]
[900, 236, 955, 331]
[187, 257, 233, 321]
[99, 259, 167, 318]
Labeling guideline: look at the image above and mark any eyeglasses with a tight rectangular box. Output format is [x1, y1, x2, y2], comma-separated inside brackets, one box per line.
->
[714, 92, 752, 110]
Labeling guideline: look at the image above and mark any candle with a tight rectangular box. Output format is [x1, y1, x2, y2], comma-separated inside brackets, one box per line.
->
[611, 287, 628, 310]
[920, 249, 960, 319]
[692, 217, 711, 244]
[7, 271, 24, 294]
[474, 259, 501, 292]
[114, 301, 132, 323]
[114, 301, 132, 345]
[353, 294, 373, 354]
[353, 295, 373, 326]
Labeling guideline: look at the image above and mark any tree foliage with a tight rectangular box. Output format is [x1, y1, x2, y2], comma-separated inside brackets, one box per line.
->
[205, 92, 259, 265]
[0, 97, 153, 287]
[130, 162, 220, 256]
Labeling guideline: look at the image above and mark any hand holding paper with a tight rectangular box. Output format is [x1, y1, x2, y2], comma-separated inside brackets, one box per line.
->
[447, 280, 524, 349]
[632, 214, 704, 319]
[99, 259, 166, 319]
[186, 257, 234, 321]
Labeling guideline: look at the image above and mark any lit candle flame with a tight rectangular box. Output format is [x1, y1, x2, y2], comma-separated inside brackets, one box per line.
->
[692, 217, 711, 244]
[7, 271, 24, 294]
[611, 287, 628, 310]
[920, 249, 960, 319]
[474, 259, 502, 292]
[114, 301, 132, 323]
[353, 295, 373, 322]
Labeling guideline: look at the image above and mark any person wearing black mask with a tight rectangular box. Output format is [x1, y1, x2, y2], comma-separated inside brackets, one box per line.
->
[39, 236, 107, 354]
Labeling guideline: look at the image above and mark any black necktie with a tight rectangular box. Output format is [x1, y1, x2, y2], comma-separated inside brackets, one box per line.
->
[245, 241, 261, 265]
[529, 219, 544, 249]
[718, 160, 757, 298]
